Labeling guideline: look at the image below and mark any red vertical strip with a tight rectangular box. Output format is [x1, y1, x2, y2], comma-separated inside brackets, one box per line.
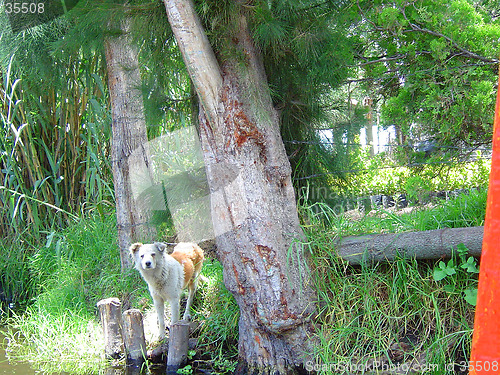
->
[469, 67, 500, 374]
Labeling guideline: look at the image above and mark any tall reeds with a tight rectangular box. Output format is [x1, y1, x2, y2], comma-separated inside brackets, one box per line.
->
[0, 54, 113, 239]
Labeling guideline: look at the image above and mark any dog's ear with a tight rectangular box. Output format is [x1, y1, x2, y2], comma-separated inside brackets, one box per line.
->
[155, 242, 167, 252]
[129, 243, 143, 255]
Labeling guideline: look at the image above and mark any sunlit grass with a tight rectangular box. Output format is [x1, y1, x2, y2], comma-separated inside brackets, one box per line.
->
[1, 190, 486, 374]
[4, 309, 104, 373]
[193, 260, 239, 374]
[2, 212, 239, 373]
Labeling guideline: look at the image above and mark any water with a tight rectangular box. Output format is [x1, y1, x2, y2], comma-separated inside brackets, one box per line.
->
[0, 330, 165, 375]
[0, 329, 40, 374]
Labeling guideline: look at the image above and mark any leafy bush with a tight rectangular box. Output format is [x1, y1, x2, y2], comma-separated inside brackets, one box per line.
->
[433, 244, 479, 306]
[335, 149, 490, 197]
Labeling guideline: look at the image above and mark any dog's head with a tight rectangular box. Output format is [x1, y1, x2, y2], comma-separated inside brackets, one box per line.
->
[129, 242, 166, 270]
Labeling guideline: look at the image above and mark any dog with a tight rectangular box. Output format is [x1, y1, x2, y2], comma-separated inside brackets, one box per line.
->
[129, 242, 204, 339]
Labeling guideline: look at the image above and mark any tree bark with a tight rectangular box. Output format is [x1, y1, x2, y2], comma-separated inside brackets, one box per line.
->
[163, 1, 317, 373]
[336, 226, 484, 265]
[104, 18, 156, 270]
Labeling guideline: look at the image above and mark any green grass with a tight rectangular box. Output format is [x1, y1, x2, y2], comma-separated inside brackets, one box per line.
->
[1, 211, 239, 374]
[307, 188, 486, 237]
[300, 190, 484, 374]
[5, 309, 105, 373]
[1, 189, 486, 374]
[193, 260, 239, 373]
[1, 213, 140, 372]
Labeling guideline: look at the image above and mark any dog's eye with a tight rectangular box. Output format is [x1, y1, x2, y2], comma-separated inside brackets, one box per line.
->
[151, 253, 156, 257]
[140, 255, 144, 259]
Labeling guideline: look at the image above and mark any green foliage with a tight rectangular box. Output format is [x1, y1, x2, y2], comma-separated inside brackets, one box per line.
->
[24, 212, 146, 318]
[2, 213, 132, 372]
[432, 243, 479, 306]
[405, 176, 433, 203]
[299, 194, 480, 373]
[357, 0, 500, 149]
[0, 1, 494, 372]
[0, 44, 113, 239]
[0, 0, 194, 241]
[0, 241, 34, 311]
[194, 260, 239, 373]
[177, 364, 193, 374]
[300, 185, 486, 243]
[338, 148, 491, 197]
[433, 259, 457, 281]
[248, 0, 360, 200]
[4, 309, 104, 373]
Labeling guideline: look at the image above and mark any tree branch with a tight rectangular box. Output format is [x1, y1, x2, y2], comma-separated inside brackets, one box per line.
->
[163, 0, 222, 127]
[401, 8, 499, 64]
[358, 53, 408, 66]
[357, 1, 499, 66]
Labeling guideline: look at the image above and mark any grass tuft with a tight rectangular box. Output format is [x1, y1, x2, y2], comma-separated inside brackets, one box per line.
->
[4, 309, 104, 373]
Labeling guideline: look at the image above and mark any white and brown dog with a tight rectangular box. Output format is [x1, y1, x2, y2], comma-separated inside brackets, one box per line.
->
[129, 242, 204, 339]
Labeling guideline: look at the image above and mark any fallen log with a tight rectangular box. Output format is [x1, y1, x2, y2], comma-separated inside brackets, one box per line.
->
[336, 226, 483, 265]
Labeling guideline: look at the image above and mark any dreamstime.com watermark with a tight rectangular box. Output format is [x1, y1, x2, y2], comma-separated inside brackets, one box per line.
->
[305, 360, 500, 373]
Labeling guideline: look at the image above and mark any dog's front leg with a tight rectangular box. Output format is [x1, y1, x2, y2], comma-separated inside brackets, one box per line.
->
[153, 296, 166, 339]
[169, 297, 180, 324]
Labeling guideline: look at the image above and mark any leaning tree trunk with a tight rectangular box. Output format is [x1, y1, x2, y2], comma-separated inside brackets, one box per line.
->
[104, 19, 156, 271]
[163, 1, 317, 373]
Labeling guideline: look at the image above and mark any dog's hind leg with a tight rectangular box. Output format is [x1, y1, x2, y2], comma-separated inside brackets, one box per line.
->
[183, 281, 196, 321]
[153, 296, 166, 339]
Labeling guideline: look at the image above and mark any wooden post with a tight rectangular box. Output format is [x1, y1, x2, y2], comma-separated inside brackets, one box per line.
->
[122, 309, 147, 366]
[166, 320, 190, 374]
[97, 298, 124, 359]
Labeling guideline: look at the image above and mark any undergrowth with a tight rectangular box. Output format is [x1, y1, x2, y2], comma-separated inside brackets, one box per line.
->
[1, 212, 238, 374]
[0, 189, 486, 374]
[314, 188, 487, 237]
[301, 189, 484, 374]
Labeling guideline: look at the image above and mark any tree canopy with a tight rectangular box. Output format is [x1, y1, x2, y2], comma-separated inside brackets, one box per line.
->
[355, 0, 500, 152]
[1, 0, 499, 235]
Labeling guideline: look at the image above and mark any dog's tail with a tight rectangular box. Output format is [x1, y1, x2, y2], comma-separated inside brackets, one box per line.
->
[197, 274, 209, 284]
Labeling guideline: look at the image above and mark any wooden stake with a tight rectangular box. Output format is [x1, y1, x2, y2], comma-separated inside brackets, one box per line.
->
[166, 320, 190, 374]
[97, 298, 123, 359]
[122, 309, 147, 366]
